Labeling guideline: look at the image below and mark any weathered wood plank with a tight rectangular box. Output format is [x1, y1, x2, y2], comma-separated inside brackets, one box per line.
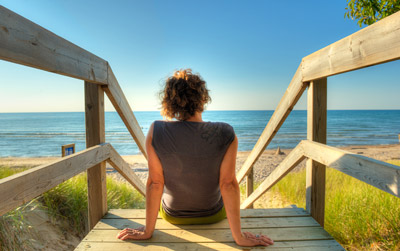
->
[108, 145, 146, 196]
[104, 208, 309, 219]
[75, 240, 344, 251]
[0, 6, 107, 84]
[95, 217, 319, 230]
[0, 144, 111, 216]
[236, 65, 307, 183]
[82, 227, 332, 243]
[85, 82, 107, 230]
[246, 169, 254, 209]
[241, 144, 306, 209]
[302, 140, 400, 198]
[305, 79, 327, 227]
[103, 66, 147, 158]
[302, 11, 400, 81]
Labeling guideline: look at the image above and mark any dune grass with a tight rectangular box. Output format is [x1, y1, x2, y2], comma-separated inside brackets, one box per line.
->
[269, 160, 400, 250]
[0, 165, 145, 251]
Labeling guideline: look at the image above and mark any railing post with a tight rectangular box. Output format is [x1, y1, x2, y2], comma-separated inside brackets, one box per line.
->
[246, 169, 254, 209]
[85, 82, 107, 230]
[305, 78, 327, 227]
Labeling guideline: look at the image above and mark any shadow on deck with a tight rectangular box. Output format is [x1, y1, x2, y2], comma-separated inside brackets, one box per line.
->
[75, 208, 344, 250]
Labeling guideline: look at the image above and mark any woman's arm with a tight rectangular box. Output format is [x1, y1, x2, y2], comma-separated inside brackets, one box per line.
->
[219, 136, 274, 247]
[117, 122, 164, 240]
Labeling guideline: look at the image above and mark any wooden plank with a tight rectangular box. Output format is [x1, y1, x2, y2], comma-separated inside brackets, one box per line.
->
[104, 208, 310, 219]
[302, 140, 400, 198]
[241, 144, 306, 209]
[103, 66, 147, 158]
[0, 144, 111, 216]
[302, 11, 400, 81]
[81, 227, 332, 243]
[246, 169, 254, 209]
[85, 82, 107, 230]
[108, 145, 146, 196]
[0, 6, 107, 84]
[95, 217, 320, 230]
[305, 79, 327, 227]
[236, 65, 307, 183]
[75, 240, 344, 250]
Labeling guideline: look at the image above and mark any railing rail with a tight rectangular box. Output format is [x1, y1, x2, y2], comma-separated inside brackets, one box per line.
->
[0, 143, 146, 216]
[241, 140, 400, 209]
[238, 10, 400, 209]
[0, 5, 147, 158]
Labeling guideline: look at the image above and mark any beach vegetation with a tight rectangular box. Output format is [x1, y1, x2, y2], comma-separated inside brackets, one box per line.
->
[0, 165, 145, 251]
[345, 0, 400, 27]
[270, 161, 400, 250]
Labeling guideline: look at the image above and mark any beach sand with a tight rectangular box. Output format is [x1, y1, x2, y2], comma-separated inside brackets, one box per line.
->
[1, 144, 399, 250]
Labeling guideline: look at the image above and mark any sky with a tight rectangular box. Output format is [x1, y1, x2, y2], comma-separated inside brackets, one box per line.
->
[0, 0, 399, 112]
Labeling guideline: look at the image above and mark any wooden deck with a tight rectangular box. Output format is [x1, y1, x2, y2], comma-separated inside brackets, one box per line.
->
[75, 208, 344, 250]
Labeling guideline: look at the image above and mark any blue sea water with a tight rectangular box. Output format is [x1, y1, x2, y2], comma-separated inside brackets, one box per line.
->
[0, 110, 399, 157]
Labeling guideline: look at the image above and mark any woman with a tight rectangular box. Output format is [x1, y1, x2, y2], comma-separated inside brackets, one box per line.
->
[117, 69, 274, 247]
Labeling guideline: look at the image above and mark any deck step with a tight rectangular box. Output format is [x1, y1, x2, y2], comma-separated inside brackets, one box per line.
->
[75, 208, 344, 250]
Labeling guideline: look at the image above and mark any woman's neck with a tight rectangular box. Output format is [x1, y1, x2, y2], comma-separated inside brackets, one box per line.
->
[186, 112, 203, 122]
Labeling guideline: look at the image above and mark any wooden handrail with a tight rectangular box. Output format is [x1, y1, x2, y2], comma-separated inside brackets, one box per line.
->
[238, 10, 400, 184]
[302, 10, 400, 82]
[0, 144, 112, 216]
[0, 143, 148, 216]
[241, 140, 400, 209]
[108, 145, 146, 196]
[0, 6, 147, 158]
[0, 5, 108, 84]
[236, 65, 307, 183]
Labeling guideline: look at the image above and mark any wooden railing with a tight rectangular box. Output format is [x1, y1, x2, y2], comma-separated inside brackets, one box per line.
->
[239, 10, 400, 213]
[241, 140, 400, 210]
[0, 5, 148, 229]
[1, 4, 400, 233]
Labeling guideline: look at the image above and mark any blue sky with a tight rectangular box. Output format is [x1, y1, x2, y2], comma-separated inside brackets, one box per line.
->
[1, 1, 399, 112]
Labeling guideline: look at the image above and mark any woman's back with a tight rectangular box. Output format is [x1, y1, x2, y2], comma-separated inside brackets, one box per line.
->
[152, 120, 234, 217]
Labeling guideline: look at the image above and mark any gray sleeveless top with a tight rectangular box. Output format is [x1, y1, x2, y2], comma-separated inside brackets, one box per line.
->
[152, 120, 235, 218]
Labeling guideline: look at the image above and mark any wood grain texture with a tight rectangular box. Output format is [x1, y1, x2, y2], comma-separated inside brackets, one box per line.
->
[82, 227, 332, 243]
[108, 145, 146, 196]
[236, 65, 307, 183]
[241, 144, 306, 209]
[0, 144, 111, 216]
[305, 79, 327, 227]
[0, 6, 107, 84]
[302, 140, 400, 198]
[302, 11, 400, 81]
[85, 82, 107, 230]
[103, 66, 147, 158]
[75, 240, 344, 251]
[245, 169, 254, 209]
[95, 217, 319, 230]
[104, 208, 310, 219]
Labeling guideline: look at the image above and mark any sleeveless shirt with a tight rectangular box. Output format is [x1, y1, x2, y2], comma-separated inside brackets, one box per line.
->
[152, 120, 235, 218]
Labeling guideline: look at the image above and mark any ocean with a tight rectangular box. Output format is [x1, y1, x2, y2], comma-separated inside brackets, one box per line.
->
[0, 110, 399, 157]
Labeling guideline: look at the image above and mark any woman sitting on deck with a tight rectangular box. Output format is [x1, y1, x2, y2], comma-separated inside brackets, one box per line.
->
[117, 69, 274, 247]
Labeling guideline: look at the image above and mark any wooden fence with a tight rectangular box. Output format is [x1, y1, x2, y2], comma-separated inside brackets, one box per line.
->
[0, 5, 399, 230]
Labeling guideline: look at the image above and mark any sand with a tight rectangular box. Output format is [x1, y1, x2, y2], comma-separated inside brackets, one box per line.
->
[1, 144, 399, 250]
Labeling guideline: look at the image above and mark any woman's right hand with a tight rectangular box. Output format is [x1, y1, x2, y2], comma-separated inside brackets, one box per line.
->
[235, 232, 274, 247]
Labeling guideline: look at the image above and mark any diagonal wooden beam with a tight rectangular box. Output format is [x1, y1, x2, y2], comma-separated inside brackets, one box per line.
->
[302, 10, 400, 81]
[240, 142, 305, 209]
[236, 64, 307, 183]
[0, 5, 108, 84]
[302, 140, 400, 198]
[103, 65, 147, 158]
[108, 145, 146, 196]
[0, 144, 111, 216]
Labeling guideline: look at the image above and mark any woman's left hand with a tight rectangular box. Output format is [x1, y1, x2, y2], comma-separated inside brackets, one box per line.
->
[116, 226, 152, 240]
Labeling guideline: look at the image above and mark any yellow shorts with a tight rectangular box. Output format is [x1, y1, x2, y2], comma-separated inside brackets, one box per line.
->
[159, 204, 226, 225]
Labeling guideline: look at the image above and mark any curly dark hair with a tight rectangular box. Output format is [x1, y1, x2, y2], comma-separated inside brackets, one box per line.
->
[160, 69, 211, 121]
